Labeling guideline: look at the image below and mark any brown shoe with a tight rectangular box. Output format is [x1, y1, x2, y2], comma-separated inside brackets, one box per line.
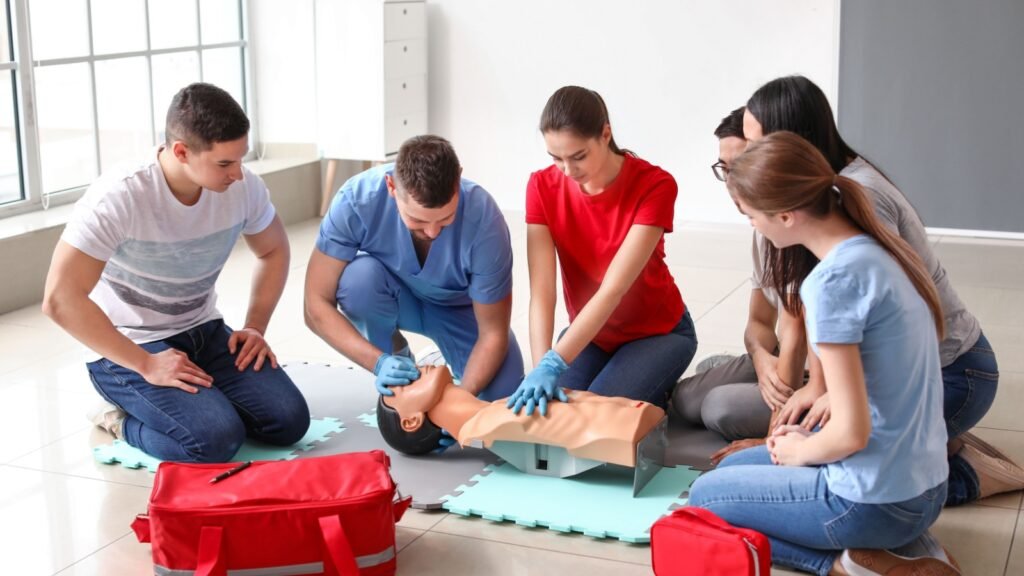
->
[958, 442, 1024, 499]
[839, 549, 960, 575]
[959, 431, 1018, 462]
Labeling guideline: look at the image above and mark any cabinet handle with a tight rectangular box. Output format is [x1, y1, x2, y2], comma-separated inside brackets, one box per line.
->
[403, 8, 407, 15]
[403, 119, 408, 126]
[402, 82, 407, 89]
[403, 45, 408, 53]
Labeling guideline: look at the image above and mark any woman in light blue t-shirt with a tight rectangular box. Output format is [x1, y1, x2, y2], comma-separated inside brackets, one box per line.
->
[688, 132, 958, 576]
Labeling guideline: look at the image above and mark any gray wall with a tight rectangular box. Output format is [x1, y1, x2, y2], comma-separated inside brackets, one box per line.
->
[838, 0, 1024, 233]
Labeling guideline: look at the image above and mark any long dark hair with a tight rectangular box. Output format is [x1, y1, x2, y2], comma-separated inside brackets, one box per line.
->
[729, 132, 944, 337]
[540, 86, 631, 156]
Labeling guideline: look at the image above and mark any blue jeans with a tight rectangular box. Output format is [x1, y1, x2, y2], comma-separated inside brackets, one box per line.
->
[689, 446, 947, 576]
[87, 319, 311, 463]
[557, 311, 697, 408]
[336, 255, 524, 401]
[944, 331, 999, 505]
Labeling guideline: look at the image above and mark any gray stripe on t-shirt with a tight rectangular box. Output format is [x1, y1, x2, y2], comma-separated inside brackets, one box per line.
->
[112, 222, 243, 279]
[103, 278, 209, 316]
[103, 261, 220, 299]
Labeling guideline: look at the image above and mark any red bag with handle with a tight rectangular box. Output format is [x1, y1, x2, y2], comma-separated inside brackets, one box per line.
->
[131, 450, 412, 576]
[651, 506, 771, 576]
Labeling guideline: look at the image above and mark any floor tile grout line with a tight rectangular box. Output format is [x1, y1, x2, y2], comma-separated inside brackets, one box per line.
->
[693, 278, 750, 323]
[1003, 510, 1019, 576]
[424, 521, 651, 566]
[49, 530, 135, 576]
[3, 461, 154, 490]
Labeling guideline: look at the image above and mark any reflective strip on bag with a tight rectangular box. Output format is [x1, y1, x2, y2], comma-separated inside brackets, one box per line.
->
[153, 545, 396, 576]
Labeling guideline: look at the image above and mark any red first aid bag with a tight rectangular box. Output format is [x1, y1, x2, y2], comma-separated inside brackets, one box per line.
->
[131, 450, 412, 576]
[650, 506, 771, 576]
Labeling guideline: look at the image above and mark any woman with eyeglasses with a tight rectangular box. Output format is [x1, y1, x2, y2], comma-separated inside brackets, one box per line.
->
[505, 85, 696, 417]
[730, 75, 1017, 509]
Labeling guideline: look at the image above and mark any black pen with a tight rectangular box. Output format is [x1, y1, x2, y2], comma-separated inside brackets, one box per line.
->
[210, 460, 252, 484]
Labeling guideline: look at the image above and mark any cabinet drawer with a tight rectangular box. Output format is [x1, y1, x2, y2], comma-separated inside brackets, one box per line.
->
[385, 75, 427, 118]
[384, 2, 426, 41]
[384, 38, 426, 79]
[385, 112, 428, 156]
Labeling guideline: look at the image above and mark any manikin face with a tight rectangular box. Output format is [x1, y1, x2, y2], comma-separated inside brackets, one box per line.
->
[543, 126, 613, 189]
[382, 365, 453, 432]
[386, 174, 459, 241]
[173, 136, 248, 192]
[742, 109, 765, 141]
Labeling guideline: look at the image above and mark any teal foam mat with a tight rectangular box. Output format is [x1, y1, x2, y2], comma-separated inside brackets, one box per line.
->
[93, 416, 344, 472]
[441, 462, 701, 543]
[357, 410, 379, 428]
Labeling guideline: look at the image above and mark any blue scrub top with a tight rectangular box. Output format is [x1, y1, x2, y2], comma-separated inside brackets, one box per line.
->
[316, 164, 513, 307]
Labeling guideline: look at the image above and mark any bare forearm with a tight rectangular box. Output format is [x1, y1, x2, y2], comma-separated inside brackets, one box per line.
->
[795, 426, 863, 465]
[528, 294, 556, 367]
[244, 249, 289, 334]
[44, 293, 150, 373]
[553, 287, 622, 364]
[304, 297, 382, 371]
[776, 337, 807, 389]
[744, 320, 779, 364]
[459, 332, 510, 396]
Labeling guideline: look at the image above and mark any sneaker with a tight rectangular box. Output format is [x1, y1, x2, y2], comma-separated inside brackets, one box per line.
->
[957, 443, 1024, 499]
[890, 532, 961, 572]
[695, 353, 736, 374]
[839, 548, 960, 575]
[87, 401, 126, 440]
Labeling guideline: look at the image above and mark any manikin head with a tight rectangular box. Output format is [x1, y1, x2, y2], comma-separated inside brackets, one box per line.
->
[376, 365, 452, 455]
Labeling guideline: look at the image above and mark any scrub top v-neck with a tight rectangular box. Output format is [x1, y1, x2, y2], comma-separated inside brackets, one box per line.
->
[316, 164, 513, 308]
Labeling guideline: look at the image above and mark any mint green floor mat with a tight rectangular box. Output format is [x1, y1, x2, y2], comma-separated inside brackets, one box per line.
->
[92, 416, 344, 472]
[441, 462, 701, 543]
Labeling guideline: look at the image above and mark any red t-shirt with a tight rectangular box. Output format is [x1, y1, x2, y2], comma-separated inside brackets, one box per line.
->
[525, 154, 685, 352]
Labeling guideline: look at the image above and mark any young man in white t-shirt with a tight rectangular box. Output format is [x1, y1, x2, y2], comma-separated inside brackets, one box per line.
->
[42, 83, 310, 463]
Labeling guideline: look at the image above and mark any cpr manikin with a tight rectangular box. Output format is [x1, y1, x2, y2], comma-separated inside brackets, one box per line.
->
[376, 365, 665, 468]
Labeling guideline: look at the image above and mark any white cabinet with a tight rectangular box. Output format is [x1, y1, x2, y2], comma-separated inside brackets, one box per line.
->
[315, 0, 428, 161]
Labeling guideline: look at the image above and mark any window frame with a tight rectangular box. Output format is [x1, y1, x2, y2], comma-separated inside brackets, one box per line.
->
[0, 0, 255, 219]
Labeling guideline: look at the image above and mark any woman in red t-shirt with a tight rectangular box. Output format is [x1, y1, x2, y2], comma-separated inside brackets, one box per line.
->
[506, 86, 697, 417]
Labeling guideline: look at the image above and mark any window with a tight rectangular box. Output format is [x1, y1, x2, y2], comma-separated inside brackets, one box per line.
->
[1, 0, 250, 217]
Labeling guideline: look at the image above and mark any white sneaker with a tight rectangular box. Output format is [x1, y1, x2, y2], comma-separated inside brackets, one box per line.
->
[695, 353, 736, 374]
[87, 401, 126, 440]
[840, 548, 960, 575]
[415, 344, 446, 367]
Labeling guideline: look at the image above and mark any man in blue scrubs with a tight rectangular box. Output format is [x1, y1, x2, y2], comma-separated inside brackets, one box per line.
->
[304, 135, 524, 404]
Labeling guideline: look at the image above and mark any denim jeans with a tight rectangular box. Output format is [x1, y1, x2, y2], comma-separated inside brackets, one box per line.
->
[689, 446, 947, 576]
[556, 311, 698, 408]
[87, 319, 311, 463]
[944, 331, 1000, 505]
[336, 255, 524, 401]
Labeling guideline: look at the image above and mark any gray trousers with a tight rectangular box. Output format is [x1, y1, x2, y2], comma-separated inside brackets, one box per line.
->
[670, 354, 773, 441]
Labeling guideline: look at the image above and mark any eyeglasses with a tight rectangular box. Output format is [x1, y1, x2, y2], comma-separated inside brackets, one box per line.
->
[711, 161, 729, 182]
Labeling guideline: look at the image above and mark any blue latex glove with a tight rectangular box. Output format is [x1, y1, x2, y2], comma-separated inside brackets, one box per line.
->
[431, 428, 457, 454]
[506, 349, 570, 416]
[373, 353, 420, 396]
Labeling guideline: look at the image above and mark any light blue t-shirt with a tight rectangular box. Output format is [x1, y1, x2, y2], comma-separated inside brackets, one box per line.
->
[801, 235, 948, 504]
[316, 164, 513, 307]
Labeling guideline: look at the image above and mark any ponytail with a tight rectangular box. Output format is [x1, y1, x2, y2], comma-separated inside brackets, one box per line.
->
[832, 176, 945, 338]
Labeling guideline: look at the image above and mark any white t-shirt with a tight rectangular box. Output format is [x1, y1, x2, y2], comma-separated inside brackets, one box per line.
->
[61, 148, 276, 344]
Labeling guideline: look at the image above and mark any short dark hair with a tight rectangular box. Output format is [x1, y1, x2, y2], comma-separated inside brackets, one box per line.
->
[393, 135, 461, 208]
[375, 395, 443, 456]
[165, 83, 249, 151]
[714, 107, 745, 140]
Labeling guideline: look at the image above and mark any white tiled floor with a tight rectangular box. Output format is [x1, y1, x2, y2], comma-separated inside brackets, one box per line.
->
[1, 212, 1023, 575]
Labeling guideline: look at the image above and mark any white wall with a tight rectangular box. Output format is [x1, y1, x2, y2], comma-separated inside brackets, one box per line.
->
[426, 0, 838, 224]
[249, 0, 318, 145]
[249, 0, 839, 224]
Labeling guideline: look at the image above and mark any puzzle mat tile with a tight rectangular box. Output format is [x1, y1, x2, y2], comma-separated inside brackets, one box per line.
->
[282, 361, 500, 509]
[93, 417, 344, 473]
[441, 461, 701, 543]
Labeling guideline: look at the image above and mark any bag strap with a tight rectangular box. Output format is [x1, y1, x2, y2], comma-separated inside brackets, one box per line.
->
[130, 514, 150, 543]
[318, 515, 360, 576]
[195, 526, 226, 576]
[677, 506, 736, 531]
[393, 495, 413, 522]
